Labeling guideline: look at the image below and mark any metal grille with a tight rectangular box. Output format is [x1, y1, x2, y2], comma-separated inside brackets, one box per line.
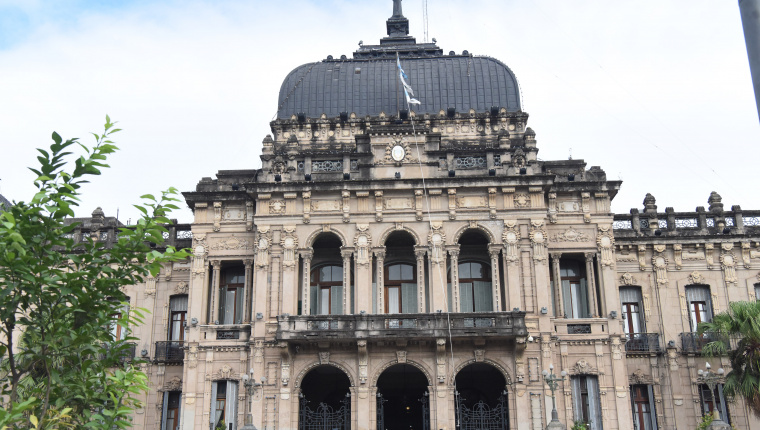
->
[493, 155, 502, 166]
[745, 216, 760, 227]
[464, 318, 494, 328]
[624, 333, 661, 353]
[456, 392, 509, 430]
[300, 394, 351, 430]
[675, 218, 698, 228]
[639, 219, 649, 229]
[612, 220, 632, 230]
[350, 160, 358, 171]
[658, 219, 667, 228]
[298, 161, 305, 172]
[308, 320, 338, 330]
[725, 217, 735, 226]
[154, 341, 184, 363]
[567, 324, 592, 334]
[216, 330, 240, 340]
[454, 156, 487, 169]
[706, 218, 715, 227]
[312, 160, 343, 172]
[176, 230, 193, 239]
[376, 393, 387, 430]
[385, 318, 417, 329]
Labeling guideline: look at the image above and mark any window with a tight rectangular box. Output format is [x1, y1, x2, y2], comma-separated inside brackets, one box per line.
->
[685, 285, 713, 331]
[630, 385, 657, 430]
[169, 295, 188, 341]
[111, 301, 129, 341]
[385, 263, 416, 314]
[457, 261, 492, 312]
[700, 384, 730, 424]
[571, 375, 602, 430]
[561, 260, 590, 319]
[755, 283, 760, 301]
[220, 267, 244, 325]
[310, 265, 343, 315]
[161, 391, 181, 430]
[620, 287, 645, 335]
[211, 381, 238, 430]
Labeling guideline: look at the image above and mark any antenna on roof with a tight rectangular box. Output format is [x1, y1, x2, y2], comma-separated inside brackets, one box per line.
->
[422, 0, 429, 43]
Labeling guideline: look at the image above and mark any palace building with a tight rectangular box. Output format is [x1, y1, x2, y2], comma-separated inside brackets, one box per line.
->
[68, 2, 760, 430]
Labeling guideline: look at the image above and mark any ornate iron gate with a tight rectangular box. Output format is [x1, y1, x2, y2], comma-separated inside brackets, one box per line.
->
[455, 392, 509, 430]
[376, 392, 430, 430]
[299, 393, 351, 430]
[376, 393, 387, 430]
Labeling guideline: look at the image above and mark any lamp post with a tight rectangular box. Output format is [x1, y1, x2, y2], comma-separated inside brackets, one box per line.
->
[241, 369, 262, 430]
[542, 364, 567, 430]
[697, 362, 730, 430]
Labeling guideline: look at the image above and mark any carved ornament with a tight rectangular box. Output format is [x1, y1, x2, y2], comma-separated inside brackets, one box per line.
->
[688, 271, 705, 285]
[549, 227, 590, 243]
[620, 272, 636, 286]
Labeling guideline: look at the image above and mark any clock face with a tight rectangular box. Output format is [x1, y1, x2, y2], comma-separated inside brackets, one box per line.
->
[391, 145, 405, 161]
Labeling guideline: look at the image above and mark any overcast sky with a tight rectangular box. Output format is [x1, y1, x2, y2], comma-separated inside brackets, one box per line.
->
[0, 0, 757, 224]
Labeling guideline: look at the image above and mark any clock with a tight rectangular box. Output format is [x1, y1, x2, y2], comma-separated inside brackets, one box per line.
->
[391, 144, 406, 162]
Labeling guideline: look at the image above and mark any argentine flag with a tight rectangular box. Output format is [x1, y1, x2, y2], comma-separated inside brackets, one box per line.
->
[397, 54, 421, 105]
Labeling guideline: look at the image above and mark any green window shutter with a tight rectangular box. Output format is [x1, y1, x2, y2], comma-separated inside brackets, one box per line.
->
[310, 285, 318, 315]
[331, 285, 343, 315]
[473, 281, 493, 312]
[460, 283, 474, 313]
[401, 283, 417, 314]
[561, 280, 572, 318]
[580, 279, 589, 318]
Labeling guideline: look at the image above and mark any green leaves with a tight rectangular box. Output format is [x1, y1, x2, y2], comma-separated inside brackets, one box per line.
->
[0, 116, 191, 429]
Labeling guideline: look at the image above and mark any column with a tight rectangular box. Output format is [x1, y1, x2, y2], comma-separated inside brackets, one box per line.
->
[300, 250, 313, 315]
[355, 242, 372, 314]
[342, 248, 354, 314]
[503, 250, 521, 312]
[447, 246, 460, 312]
[584, 252, 599, 318]
[210, 260, 221, 324]
[428, 240, 448, 313]
[243, 259, 253, 322]
[281, 253, 297, 316]
[488, 245, 502, 312]
[550, 253, 563, 318]
[415, 247, 427, 313]
[374, 248, 386, 314]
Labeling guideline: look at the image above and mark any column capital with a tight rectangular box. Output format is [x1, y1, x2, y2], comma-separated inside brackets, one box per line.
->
[243, 259, 254, 267]
[341, 248, 354, 259]
[211, 259, 221, 269]
[299, 248, 314, 261]
[549, 252, 563, 260]
[584, 252, 596, 262]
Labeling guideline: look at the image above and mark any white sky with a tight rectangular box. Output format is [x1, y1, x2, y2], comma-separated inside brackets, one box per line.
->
[0, 0, 757, 224]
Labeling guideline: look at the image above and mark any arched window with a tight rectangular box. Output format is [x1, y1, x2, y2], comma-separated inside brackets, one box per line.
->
[311, 265, 343, 315]
[457, 261, 492, 312]
[384, 263, 416, 314]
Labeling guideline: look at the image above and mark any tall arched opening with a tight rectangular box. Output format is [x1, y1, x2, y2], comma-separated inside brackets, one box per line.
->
[376, 364, 430, 430]
[383, 231, 418, 314]
[455, 363, 509, 430]
[299, 365, 351, 430]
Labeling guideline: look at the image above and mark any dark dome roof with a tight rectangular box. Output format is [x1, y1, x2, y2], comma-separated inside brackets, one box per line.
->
[276, 55, 521, 119]
[0, 193, 10, 211]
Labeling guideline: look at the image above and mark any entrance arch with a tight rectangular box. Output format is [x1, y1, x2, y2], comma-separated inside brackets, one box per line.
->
[455, 363, 509, 430]
[376, 363, 430, 430]
[299, 365, 351, 430]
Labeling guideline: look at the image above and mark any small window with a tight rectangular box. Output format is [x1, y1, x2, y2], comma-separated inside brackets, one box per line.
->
[685, 285, 713, 331]
[169, 295, 188, 341]
[571, 375, 602, 430]
[630, 385, 657, 430]
[161, 391, 181, 430]
[220, 267, 245, 325]
[700, 384, 730, 424]
[754, 283, 760, 301]
[385, 263, 416, 314]
[310, 265, 343, 315]
[560, 259, 590, 319]
[211, 381, 239, 430]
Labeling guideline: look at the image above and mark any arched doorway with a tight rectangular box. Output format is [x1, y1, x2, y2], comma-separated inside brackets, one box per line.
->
[455, 363, 509, 430]
[299, 365, 351, 430]
[376, 364, 429, 430]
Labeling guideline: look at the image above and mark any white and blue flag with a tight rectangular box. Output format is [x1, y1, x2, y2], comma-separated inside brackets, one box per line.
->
[397, 55, 421, 105]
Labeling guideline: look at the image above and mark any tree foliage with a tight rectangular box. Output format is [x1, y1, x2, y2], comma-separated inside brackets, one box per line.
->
[0, 117, 190, 429]
[699, 300, 760, 417]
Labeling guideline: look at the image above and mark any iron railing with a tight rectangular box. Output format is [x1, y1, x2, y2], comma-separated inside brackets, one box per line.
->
[625, 333, 661, 353]
[155, 341, 185, 364]
[681, 332, 726, 354]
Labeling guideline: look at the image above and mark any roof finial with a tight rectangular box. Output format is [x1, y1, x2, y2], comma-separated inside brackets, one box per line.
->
[393, 0, 403, 17]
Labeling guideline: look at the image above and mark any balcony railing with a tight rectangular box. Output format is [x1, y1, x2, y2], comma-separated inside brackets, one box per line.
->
[681, 332, 726, 354]
[155, 341, 185, 364]
[625, 333, 661, 354]
[276, 312, 527, 342]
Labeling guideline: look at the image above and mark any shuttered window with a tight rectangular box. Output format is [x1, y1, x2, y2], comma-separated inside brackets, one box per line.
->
[561, 259, 590, 318]
[685, 285, 713, 331]
[620, 287, 645, 335]
[310, 265, 343, 315]
[630, 385, 657, 430]
[169, 295, 188, 341]
[385, 263, 416, 314]
[571, 375, 603, 430]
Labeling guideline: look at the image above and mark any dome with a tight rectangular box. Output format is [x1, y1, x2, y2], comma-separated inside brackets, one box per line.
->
[275, 2, 521, 119]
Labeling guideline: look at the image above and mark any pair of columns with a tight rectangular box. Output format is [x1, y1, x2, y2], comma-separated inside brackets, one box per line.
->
[550, 252, 601, 318]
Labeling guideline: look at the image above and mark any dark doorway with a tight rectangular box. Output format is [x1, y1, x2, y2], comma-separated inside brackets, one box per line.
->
[300, 365, 351, 430]
[376, 364, 429, 430]
[455, 363, 509, 430]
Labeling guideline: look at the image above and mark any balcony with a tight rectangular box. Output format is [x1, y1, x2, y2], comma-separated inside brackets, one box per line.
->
[625, 333, 661, 354]
[275, 312, 527, 343]
[100, 342, 137, 363]
[154, 341, 185, 364]
[680, 332, 727, 354]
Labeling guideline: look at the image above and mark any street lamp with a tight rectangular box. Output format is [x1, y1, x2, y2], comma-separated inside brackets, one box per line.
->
[241, 369, 263, 430]
[697, 362, 729, 430]
[542, 364, 568, 430]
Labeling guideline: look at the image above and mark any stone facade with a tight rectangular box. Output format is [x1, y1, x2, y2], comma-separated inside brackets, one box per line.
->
[75, 3, 760, 430]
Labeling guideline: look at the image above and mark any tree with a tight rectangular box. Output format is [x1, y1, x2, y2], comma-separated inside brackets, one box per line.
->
[699, 300, 760, 417]
[0, 117, 190, 429]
